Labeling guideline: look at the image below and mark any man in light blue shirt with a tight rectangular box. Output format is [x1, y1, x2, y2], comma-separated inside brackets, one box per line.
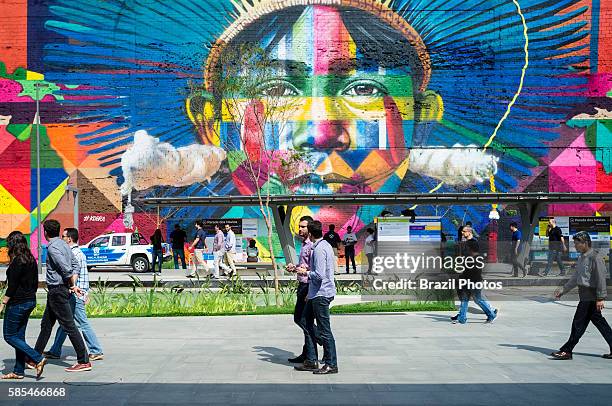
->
[221, 224, 237, 277]
[295, 220, 338, 375]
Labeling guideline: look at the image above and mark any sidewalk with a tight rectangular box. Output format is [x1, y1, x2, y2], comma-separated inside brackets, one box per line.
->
[1, 301, 611, 405]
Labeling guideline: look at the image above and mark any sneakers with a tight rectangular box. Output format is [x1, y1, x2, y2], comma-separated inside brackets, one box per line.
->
[65, 362, 92, 372]
[550, 351, 572, 360]
[485, 309, 499, 324]
[450, 315, 459, 324]
[89, 354, 104, 361]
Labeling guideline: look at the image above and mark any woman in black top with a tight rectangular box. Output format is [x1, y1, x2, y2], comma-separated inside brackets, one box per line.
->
[150, 228, 164, 274]
[1, 231, 46, 379]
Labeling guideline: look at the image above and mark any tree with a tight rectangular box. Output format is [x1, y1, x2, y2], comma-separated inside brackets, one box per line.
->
[191, 42, 309, 302]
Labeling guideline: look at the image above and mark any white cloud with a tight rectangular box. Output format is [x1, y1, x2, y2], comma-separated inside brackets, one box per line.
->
[120, 130, 226, 195]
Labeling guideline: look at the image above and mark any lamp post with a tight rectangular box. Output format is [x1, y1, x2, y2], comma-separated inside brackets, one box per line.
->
[65, 185, 79, 229]
[34, 82, 49, 275]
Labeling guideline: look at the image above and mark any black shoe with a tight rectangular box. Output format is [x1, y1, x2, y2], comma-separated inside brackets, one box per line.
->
[602, 353, 612, 359]
[559, 272, 566, 277]
[450, 315, 458, 323]
[313, 364, 338, 375]
[43, 351, 60, 359]
[288, 355, 305, 363]
[294, 361, 319, 371]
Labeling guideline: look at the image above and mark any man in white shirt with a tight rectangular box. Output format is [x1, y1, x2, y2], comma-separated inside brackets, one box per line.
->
[342, 226, 357, 274]
[212, 224, 225, 279]
[221, 224, 237, 277]
[364, 228, 375, 274]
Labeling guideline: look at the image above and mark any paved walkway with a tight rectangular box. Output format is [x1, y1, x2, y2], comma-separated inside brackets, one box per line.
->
[1, 301, 612, 405]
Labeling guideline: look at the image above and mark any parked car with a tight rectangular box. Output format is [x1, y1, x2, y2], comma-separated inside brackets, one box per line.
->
[79, 232, 171, 272]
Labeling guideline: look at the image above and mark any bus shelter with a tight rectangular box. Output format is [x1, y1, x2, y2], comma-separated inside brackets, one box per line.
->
[140, 193, 612, 264]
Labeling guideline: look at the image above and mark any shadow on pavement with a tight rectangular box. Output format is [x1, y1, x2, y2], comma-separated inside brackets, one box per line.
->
[499, 343, 605, 359]
[252, 346, 294, 365]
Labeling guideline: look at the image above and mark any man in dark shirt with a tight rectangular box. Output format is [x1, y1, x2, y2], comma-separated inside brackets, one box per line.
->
[451, 227, 497, 324]
[170, 224, 188, 270]
[542, 218, 567, 277]
[34, 219, 91, 372]
[188, 220, 208, 277]
[323, 224, 341, 274]
[510, 222, 527, 278]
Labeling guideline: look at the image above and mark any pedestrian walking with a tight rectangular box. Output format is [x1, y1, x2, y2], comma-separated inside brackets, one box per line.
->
[450, 229, 498, 324]
[45, 228, 104, 362]
[551, 231, 612, 360]
[1, 231, 46, 380]
[364, 228, 375, 274]
[220, 224, 237, 277]
[510, 222, 528, 277]
[285, 216, 317, 363]
[212, 224, 224, 279]
[188, 220, 207, 277]
[170, 224, 187, 270]
[323, 224, 341, 274]
[150, 228, 164, 274]
[34, 219, 91, 372]
[542, 218, 567, 277]
[342, 226, 357, 274]
[295, 220, 338, 375]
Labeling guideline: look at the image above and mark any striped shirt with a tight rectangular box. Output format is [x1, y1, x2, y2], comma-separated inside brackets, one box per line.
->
[71, 244, 90, 294]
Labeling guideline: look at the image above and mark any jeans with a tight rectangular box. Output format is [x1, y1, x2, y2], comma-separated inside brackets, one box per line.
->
[173, 248, 186, 269]
[345, 245, 356, 273]
[457, 289, 496, 324]
[35, 285, 89, 364]
[304, 296, 337, 367]
[3, 300, 43, 375]
[543, 250, 565, 275]
[152, 249, 163, 273]
[48, 294, 103, 356]
[560, 300, 612, 353]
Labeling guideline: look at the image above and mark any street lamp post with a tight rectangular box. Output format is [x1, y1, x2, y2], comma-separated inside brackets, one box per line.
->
[34, 82, 49, 275]
[65, 185, 80, 229]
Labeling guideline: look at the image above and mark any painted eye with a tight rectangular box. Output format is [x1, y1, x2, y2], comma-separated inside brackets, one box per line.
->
[342, 81, 387, 97]
[258, 81, 300, 97]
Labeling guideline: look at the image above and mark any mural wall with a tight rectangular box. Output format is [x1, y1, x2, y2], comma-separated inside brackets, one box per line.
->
[0, 0, 611, 259]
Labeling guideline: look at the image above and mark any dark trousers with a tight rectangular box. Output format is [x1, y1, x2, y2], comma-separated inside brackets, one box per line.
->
[345, 245, 356, 273]
[304, 296, 337, 367]
[294, 282, 314, 358]
[3, 300, 43, 375]
[35, 286, 89, 364]
[152, 249, 163, 272]
[511, 253, 526, 277]
[560, 300, 612, 353]
[173, 248, 186, 269]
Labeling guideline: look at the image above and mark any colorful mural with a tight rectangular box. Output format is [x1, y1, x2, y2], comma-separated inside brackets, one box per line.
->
[0, 0, 611, 258]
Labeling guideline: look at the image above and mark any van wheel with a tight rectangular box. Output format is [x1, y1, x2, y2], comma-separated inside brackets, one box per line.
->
[131, 256, 149, 273]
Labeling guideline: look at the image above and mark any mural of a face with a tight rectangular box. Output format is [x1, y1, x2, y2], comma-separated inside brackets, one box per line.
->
[189, 4, 441, 227]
